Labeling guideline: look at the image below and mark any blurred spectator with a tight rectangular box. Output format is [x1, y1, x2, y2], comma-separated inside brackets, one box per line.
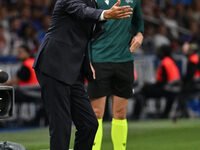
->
[133, 45, 181, 119]
[9, 17, 23, 56]
[0, 25, 10, 56]
[193, 0, 200, 22]
[142, 0, 157, 17]
[153, 24, 171, 49]
[19, 6, 31, 24]
[0, 7, 9, 30]
[20, 24, 39, 55]
[175, 3, 187, 27]
[43, 0, 51, 14]
[182, 42, 200, 91]
[185, 6, 196, 26]
[188, 20, 200, 43]
[9, 7, 18, 18]
[4, 45, 38, 86]
[175, 42, 200, 118]
[142, 25, 156, 53]
[3, 45, 46, 126]
[38, 15, 51, 43]
[162, 6, 179, 39]
[31, 7, 44, 31]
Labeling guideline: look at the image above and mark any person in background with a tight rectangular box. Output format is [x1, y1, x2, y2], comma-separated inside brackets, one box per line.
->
[182, 42, 200, 86]
[0, 24, 10, 56]
[4, 45, 38, 86]
[88, 0, 144, 150]
[153, 24, 170, 49]
[4, 45, 41, 126]
[9, 17, 23, 56]
[19, 6, 31, 25]
[177, 42, 200, 117]
[133, 45, 181, 119]
[142, 25, 155, 53]
[162, 5, 179, 40]
[0, 7, 9, 30]
[38, 15, 51, 43]
[20, 24, 39, 55]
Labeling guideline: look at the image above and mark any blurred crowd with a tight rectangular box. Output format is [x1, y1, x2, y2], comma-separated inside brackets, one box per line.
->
[0, 0, 199, 57]
[0, 0, 55, 57]
[142, 0, 200, 53]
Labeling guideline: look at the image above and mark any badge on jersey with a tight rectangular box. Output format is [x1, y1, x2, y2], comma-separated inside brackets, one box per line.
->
[105, 0, 109, 5]
[125, 0, 133, 3]
[104, 0, 134, 5]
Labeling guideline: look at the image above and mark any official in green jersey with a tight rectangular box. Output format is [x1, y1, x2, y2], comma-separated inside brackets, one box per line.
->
[88, 0, 144, 150]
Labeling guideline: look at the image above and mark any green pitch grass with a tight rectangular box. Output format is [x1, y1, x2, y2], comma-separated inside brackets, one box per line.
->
[1, 119, 200, 150]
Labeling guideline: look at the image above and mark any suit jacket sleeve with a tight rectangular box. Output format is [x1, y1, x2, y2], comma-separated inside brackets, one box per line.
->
[62, 0, 103, 22]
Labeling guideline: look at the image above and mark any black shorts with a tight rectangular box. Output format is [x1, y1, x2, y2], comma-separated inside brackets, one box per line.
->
[88, 61, 134, 99]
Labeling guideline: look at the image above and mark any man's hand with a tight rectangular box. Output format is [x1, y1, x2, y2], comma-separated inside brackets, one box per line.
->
[130, 32, 143, 53]
[90, 63, 96, 79]
[104, 0, 133, 20]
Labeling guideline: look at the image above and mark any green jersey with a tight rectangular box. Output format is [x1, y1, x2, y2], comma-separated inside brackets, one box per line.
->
[90, 0, 144, 63]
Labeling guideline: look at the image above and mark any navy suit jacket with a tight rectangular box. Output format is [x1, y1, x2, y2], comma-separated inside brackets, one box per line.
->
[33, 0, 103, 85]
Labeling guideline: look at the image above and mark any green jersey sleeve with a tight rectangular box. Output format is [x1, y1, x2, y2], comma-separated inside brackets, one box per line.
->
[131, 0, 144, 35]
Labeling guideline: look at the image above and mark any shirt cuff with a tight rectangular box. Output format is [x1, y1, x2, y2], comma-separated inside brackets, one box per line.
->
[99, 10, 106, 21]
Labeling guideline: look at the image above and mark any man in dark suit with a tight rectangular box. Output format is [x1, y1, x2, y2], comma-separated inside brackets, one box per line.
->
[33, 0, 133, 150]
